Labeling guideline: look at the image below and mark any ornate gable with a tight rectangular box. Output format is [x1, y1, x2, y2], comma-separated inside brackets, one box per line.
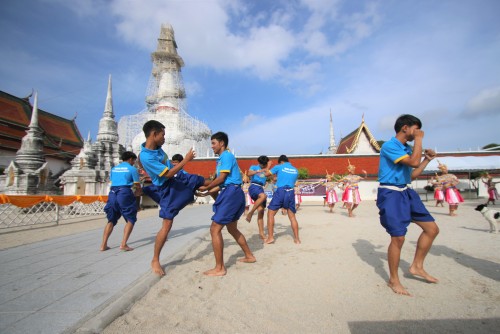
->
[336, 118, 380, 154]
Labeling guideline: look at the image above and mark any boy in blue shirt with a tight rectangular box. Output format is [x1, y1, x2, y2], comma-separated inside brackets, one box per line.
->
[377, 114, 439, 296]
[197, 132, 256, 276]
[100, 151, 142, 252]
[245, 155, 271, 240]
[265, 155, 300, 244]
[139, 120, 205, 276]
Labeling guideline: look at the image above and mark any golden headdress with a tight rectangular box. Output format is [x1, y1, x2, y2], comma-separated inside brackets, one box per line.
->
[437, 160, 447, 171]
[347, 159, 356, 171]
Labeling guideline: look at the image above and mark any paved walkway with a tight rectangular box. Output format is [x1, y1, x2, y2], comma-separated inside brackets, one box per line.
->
[0, 204, 213, 334]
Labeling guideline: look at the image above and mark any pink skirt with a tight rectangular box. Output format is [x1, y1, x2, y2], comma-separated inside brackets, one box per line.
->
[445, 188, 464, 204]
[295, 194, 302, 204]
[488, 188, 498, 200]
[434, 189, 444, 201]
[245, 192, 254, 205]
[342, 187, 361, 204]
[326, 190, 339, 204]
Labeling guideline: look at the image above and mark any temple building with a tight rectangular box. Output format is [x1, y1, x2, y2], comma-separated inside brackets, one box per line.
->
[118, 24, 211, 157]
[335, 115, 380, 154]
[0, 91, 83, 194]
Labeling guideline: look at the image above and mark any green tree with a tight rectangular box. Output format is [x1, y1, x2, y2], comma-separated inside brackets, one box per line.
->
[482, 143, 500, 151]
[298, 167, 309, 179]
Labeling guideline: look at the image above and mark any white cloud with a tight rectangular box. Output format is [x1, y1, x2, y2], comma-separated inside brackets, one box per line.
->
[232, 106, 330, 155]
[242, 113, 264, 127]
[464, 86, 500, 117]
[105, 0, 380, 84]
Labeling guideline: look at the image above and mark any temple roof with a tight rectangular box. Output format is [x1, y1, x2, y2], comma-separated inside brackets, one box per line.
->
[336, 118, 380, 154]
[0, 90, 83, 160]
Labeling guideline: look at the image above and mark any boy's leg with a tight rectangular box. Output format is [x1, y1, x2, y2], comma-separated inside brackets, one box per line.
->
[387, 235, 411, 296]
[265, 209, 278, 244]
[100, 222, 114, 251]
[226, 221, 256, 263]
[152, 218, 173, 276]
[287, 210, 301, 244]
[246, 192, 266, 222]
[256, 206, 266, 239]
[204, 221, 227, 276]
[120, 222, 135, 251]
[409, 221, 439, 283]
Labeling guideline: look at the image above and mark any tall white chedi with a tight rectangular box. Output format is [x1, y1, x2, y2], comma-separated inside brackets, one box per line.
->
[1, 92, 52, 194]
[60, 76, 123, 195]
[118, 24, 211, 157]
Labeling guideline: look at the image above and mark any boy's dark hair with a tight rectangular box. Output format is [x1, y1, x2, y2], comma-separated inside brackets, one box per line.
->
[122, 151, 137, 161]
[211, 132, 229, 147]
[257, 155, 269, 166]
[278, 155, 289, 163]
[172, 154, 183, 162]
[143, 120, 165, 138]
[394, 114, 422, 133]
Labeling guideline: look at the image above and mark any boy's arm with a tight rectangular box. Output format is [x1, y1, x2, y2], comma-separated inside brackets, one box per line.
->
[198, 173, 228, 192]
[164, 148, 196, 178]
[400, 130, 424, 168]
[411, 149, 436, 179]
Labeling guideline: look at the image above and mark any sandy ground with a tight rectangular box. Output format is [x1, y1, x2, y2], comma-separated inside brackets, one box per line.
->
[100, 199, 499, 334]
[2, 199, 499, 333]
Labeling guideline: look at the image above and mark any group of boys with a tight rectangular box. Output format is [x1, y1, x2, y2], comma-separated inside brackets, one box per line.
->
[101, 114, 440, 296]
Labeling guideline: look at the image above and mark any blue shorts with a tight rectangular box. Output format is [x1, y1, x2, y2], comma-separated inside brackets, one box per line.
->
[104, 186, 137, 225]
[268, 187, 296, 213]
[143, 174, 205, 220]
[248, 183, 267, 208]
[376, 187, 434, 237]
[176, 172, 205, 192]
[212, 185, 245, 225]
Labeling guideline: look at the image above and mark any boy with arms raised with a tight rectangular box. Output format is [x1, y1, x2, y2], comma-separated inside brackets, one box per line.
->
[245, 155, 271, 240]
[377, 114, 439, 296]
[197, 132, 256, 276]
[139, 120, 205, 275]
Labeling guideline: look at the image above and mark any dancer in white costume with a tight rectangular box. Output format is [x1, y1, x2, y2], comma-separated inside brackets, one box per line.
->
[436, 161, 463, 216]
[324, 172, 340, 213]
[340, 160, 367, 218]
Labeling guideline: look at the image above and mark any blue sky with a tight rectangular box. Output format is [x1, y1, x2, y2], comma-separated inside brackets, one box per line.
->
[1, 0, 499, 155]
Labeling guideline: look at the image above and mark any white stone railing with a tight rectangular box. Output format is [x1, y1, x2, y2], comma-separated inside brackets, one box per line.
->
[0, 195, 106, 229]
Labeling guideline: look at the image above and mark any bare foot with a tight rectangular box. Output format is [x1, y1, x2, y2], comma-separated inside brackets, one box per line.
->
[388, 281, 412, 296]
[409, 266, 439, 283]
[259, 234, 267, 240]
[294, 238, 301, 244]
[203, 268, 227, 276]
[120, 245, 134, 251]
[264, 238, 275, 244]
[245, 213, 252, 223]
[100, 246, 110, 251]
[151, 260, 165, 276]
[238, 256, 256, 263]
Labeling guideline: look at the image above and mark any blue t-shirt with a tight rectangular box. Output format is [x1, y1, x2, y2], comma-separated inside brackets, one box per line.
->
[249, 165, 267, 185]
[110, 162, 140, 186]
[139, 143, 173, 186]
[270, 162, 298, 188]
[216, 150, 242, 187]
[378, 137, 412, 185]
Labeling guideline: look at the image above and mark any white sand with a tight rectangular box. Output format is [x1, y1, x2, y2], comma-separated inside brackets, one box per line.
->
[98, 199, 500, 334]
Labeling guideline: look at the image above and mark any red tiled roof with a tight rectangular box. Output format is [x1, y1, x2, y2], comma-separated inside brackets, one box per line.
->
[0, 90, 83, 160]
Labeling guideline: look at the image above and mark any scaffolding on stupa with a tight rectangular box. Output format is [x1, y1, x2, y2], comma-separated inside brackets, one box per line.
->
[117, 23, 212, 157]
